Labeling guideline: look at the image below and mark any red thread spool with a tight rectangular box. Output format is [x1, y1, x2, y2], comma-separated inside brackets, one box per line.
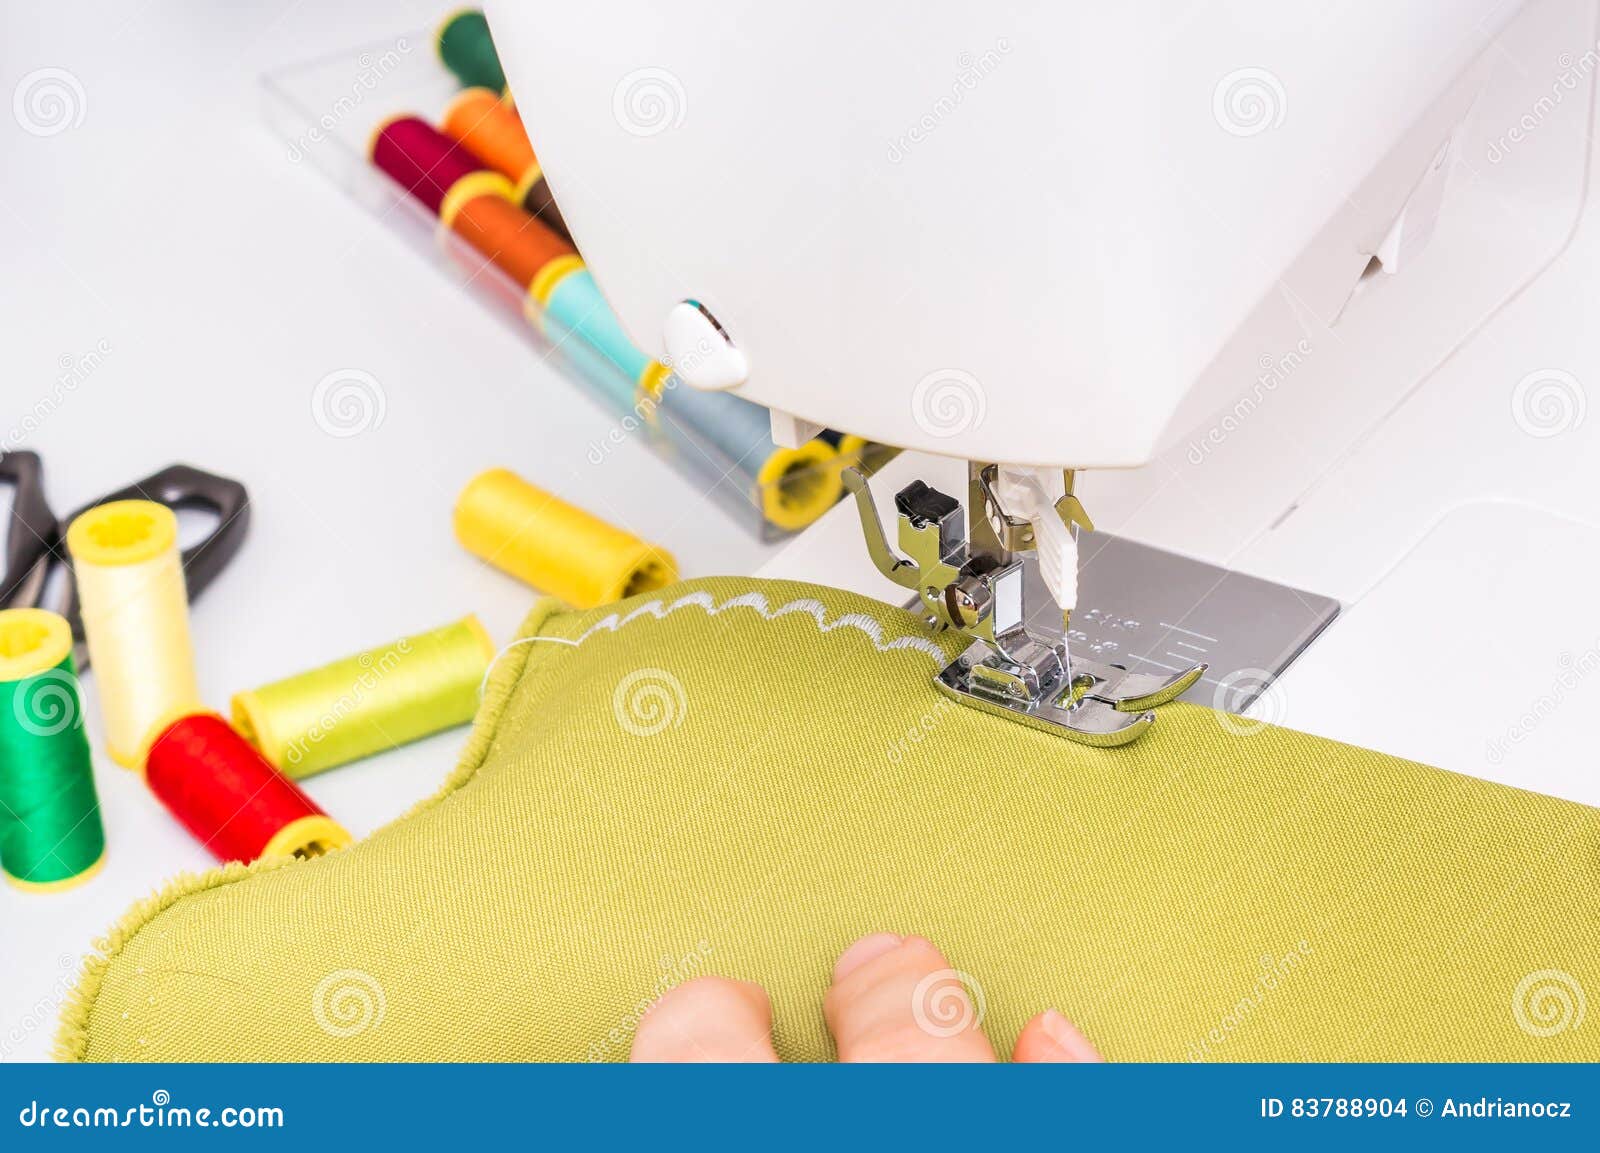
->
[370, 115, 501, 216]
[143, 712, 350, 863]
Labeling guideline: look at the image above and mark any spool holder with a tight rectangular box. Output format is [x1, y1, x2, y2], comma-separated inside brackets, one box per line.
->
[844, 465, 1204, 746]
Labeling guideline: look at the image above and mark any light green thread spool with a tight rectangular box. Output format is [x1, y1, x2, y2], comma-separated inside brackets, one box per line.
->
[230, 616, 495, 779]
[0, 608, 106, 891]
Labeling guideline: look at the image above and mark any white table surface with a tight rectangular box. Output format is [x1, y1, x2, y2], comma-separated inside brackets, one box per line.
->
[0, 1, 781, 1061]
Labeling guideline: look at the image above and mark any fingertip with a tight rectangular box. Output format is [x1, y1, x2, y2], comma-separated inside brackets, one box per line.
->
[630, 975, 780, 1063]
[824, 934, 996, 1062]
[832, 932, 905, 982]
[1012, 1009, 1103, 1063]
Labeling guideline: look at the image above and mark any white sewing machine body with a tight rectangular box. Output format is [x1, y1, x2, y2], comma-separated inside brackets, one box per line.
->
[492, 0, 1600, 805]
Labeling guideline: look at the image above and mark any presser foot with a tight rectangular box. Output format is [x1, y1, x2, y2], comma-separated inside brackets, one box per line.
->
[935, 640, 1206, 747]
[843, 463, 1207, 747]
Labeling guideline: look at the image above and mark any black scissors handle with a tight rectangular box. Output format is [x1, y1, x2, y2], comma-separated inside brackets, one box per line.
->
[66, 463, 252, 606]
[0, 451, 61, 611]
[0, 455, 250, 665]
[55, 464, 252, 644]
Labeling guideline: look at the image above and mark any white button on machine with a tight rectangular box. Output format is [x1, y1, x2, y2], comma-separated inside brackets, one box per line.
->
[663, 300, 749, 391]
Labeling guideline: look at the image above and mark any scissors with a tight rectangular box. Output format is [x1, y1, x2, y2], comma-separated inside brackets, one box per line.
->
[0, 450, 250, 670]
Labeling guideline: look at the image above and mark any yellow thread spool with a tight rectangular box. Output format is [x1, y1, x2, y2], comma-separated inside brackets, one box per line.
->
[66, 501, 202, 768]
[230, 616, 496, 779]
[454, 468, 678, 609]
[756, 440, 844, 532]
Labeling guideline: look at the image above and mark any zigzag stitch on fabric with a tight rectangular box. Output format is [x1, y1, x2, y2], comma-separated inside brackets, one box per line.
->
[569, 589, 949, 662]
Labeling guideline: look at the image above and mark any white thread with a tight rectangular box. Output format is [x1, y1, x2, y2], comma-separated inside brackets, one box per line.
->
[568, 590, 950, 662]
[479, 634, 581, 697]
[482, 591, 948, 699]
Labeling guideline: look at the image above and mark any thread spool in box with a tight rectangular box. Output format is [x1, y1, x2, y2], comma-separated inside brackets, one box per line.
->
[0, 608, 106, 891]
[140, 711, 349, 863]
[66, 500, 202, 768]
[231, 615, 495, 779]
[653, 378, 843, 531]
[526, 264, 655, 411]
[455, 468, 677, 609]
[369, 115, 512, 219]
[441, 87, 572, 242]
[445, 189, 574, 291]
[436, 8, 505, 91]
[522, 263, 845, 531]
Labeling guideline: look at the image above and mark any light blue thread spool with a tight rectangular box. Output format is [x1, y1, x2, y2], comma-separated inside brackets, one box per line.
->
[539, 268, 650, 410]
[655, 379, 776, 474]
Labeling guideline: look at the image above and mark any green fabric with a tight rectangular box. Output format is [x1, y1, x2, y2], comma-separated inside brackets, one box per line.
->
[60, 578, 1600, 1061]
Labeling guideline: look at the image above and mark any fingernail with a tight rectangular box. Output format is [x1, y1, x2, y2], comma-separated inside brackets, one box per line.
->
[831, 932, 905, 982]
[1039, 1009, 1102, 1062]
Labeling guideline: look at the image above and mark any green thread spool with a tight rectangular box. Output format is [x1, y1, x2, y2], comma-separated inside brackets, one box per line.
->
[0, 609, 106, 891]
[437, 9, 506, 92]
[230, 615, 496, 779]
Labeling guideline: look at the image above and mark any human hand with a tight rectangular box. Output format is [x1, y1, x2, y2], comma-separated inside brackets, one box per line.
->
[631, 931, 1101, 1062]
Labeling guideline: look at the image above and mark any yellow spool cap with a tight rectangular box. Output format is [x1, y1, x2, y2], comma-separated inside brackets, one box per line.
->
[526, 254, 586, 310]
[438, 169, 517, 231]
[637, 361, 673, 400]
[0, 608, 73, 683]
[757, 440, 845, 532]
[66, 500, 201, 769]
[454, 468, 678, 609]
[5, 852, 106, 894]
[512, 161, 545, 205]
[260, 815, 351, 860]
[65, 500, 178, 568]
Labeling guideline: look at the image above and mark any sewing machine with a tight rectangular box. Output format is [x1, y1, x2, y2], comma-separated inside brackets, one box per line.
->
[491, 0, 1600, 798]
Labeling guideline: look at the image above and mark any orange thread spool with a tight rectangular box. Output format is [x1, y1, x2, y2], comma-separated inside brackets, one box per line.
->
[443, 88, 535, 181]
[142, 712, 349, 864]
[442, 88, 573, 242]
[449, 194, 575, 289]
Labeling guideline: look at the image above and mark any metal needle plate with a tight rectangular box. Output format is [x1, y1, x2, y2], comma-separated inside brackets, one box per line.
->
[1051, 531, 1341, 715]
